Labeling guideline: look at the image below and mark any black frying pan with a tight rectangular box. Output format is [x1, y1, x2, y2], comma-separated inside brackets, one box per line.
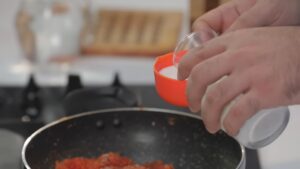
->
[22, 108, 246, 169]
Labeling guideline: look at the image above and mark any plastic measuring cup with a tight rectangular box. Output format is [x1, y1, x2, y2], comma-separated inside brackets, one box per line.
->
[154, 30, 290, 149]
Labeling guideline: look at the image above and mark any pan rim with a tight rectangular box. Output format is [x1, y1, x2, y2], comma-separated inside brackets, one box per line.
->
[22, 107, 246, 169]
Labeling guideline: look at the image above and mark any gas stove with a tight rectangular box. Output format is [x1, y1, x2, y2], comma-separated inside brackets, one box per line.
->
[0, 74, 260, 169]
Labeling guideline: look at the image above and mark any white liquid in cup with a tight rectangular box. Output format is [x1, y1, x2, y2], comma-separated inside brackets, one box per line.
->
[159, 66, 178, 80]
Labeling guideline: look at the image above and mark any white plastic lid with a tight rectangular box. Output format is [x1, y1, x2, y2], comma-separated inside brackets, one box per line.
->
[233, 107, 290, 149]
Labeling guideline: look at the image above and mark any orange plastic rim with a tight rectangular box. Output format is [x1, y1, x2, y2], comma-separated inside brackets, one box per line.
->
[153, 52, 188, 107]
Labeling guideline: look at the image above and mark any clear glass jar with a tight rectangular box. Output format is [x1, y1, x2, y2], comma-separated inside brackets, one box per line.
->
[16, 0, 90, 65]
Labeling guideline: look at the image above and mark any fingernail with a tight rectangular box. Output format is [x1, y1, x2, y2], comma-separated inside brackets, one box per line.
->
[207, 126, 219, 134]
[227, 129, 239, 137]
[189, 106, 199, 113]
[177, 72, 186, 81]
[203, 120, 219, 134]
[224, 121, 239, 136]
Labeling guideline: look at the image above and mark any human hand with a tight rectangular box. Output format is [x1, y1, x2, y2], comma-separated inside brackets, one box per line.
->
[177, 27, 300, 136]
[193, 0, 300, 35]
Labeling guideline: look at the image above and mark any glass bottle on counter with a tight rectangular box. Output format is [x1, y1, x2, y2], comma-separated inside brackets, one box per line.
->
[15, 0, 91, 73]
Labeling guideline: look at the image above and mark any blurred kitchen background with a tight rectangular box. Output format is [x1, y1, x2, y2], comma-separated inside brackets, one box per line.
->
[0, 0, 228, 86]
[1, 1, 300, 169]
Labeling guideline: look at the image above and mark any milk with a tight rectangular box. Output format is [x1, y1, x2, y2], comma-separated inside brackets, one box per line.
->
[159, 65, 178, 79]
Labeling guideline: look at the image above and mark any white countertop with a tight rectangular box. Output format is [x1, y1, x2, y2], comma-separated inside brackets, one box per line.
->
[1, 0, 300, 169]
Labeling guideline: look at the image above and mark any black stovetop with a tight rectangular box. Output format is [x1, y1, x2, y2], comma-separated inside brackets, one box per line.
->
[0, 74, 261, 169]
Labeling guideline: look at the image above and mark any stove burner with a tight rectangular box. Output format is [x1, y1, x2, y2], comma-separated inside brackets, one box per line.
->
[64, 74, 138, 115]
[65, 74, 83, 96]
[21, 75, 42, 120]
[0, 129, 24, 169]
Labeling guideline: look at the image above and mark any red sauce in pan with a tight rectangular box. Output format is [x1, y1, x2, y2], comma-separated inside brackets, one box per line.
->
[55, 152, 174, 169]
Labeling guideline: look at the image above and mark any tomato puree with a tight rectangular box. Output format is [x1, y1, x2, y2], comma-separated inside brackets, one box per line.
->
[55, 152, 174, 169]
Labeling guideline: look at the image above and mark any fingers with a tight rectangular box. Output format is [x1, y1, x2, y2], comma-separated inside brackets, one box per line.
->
[223, 90, 261, 136]
[226, 4, 266, 32]
[193, 0, 252, 34]
[193, 2, 236, 34]
[195, 29, 218, 43]
[177, 44, 226, 80]
[193, 0, 259, 34]
[186, 51, 233, 114]
[201, 74, 250, 133]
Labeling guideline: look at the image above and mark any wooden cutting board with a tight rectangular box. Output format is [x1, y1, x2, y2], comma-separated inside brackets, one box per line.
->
[82, 9, 182, 57]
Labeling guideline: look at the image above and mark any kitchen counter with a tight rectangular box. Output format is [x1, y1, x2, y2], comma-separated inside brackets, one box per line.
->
[1, 0, 300, 169]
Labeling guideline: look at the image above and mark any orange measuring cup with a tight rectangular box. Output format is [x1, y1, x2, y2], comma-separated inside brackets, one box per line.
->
[153, 51, 188, 107]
